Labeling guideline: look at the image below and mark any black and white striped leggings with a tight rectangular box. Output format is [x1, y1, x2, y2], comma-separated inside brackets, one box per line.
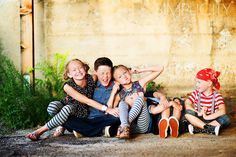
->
[119, 96, 150, 134]
[46, 101, 76, 130]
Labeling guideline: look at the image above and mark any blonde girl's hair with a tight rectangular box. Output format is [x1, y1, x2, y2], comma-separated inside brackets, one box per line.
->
[63, 59, 90, 80]
[113, 64, 130, 79]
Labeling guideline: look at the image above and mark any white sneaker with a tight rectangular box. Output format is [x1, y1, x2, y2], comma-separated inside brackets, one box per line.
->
[188, 124, 194, 135]
[73, 130, 82, 138]
[215, 125, 220, 136]
[104, 126, 111, 137]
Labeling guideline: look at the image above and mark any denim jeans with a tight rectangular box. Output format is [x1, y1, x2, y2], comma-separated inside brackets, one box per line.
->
[185, 109, 231, 128]
[63, 114, 120, 137]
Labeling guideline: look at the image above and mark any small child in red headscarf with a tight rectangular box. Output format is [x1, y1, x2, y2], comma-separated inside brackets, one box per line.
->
[185, 68, 231, 136]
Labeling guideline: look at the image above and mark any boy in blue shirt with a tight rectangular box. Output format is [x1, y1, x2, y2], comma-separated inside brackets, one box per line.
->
[89, 57, 119, 119]
[87, 57, 120, 136]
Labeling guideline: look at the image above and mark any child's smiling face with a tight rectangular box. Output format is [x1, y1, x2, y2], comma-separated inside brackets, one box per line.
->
[67, 60, 86, 81]
[113, 67, 131, 85]
[95, 65, 112, 86]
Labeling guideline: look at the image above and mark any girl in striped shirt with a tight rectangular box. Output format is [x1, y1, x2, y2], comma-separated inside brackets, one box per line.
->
[185, 68, 231, 136]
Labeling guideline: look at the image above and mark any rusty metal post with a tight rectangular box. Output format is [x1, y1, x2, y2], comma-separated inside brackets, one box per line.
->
[20, 0, 35, 88]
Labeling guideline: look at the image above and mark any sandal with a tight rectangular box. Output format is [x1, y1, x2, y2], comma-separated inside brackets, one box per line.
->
[116, 126, 130, 139]
[53, 126, 65, 137]
[116, 126, 122, 138]
[119, 126, 130, 139]
[25, 132, 40, 141]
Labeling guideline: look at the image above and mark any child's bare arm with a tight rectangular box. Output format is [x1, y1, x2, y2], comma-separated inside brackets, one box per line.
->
[153, 91, 170, 108]
[107, 82, 120, 108]
[112, 95, 121, 108]
[185, 99, 195, 111]
[64, 84, 119, 117]
[136, 65, 164, 88]
[149, 104, 168, 114]
[185, 99, 205, 116]
[203, 104, 226, 120]
[148, 91, 170, 114]
[92, 73, 97, 82]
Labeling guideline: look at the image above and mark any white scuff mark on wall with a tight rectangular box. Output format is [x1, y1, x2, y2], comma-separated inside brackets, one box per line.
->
[217, 28, 232, 49]
[175, 33, 192, 47]
[184, 63, 196, 72]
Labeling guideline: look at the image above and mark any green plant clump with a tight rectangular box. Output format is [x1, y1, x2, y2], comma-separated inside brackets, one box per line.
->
[146, 81, 163, 92]
[33, 53, 67, 99]
[0, 45, 67, 132]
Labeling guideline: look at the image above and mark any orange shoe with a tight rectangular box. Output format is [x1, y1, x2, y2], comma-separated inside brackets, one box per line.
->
[158, 117, 169, 138]
[169, 116, 179, 138]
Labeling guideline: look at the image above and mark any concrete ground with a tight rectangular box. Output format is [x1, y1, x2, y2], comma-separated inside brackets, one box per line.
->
[0, 116, 236, 157]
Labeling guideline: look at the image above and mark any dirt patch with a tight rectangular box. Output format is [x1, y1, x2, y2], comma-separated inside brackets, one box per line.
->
[1, 98, 236, 156]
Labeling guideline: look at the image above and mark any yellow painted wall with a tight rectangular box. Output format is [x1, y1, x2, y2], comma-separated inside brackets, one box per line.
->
[41, 0, 236, 97]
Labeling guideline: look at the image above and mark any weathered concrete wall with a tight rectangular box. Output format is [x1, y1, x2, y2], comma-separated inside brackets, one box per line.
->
[1, 0, 235, 97]
[42, 0, 236, 97]
[0, 0, 20, 71]
[34, 0, 46, 78]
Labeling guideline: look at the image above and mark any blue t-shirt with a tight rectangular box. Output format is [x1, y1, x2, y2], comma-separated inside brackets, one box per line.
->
[88, 81, 114, 119]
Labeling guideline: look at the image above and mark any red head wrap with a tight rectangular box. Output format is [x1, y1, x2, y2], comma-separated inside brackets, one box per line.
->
[196, 68, 221, 90]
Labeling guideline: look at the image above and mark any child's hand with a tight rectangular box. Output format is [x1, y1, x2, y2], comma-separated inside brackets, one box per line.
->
[112, 81, 120, 93]
[172, 101, 183, 111]
[197, 111, 203, 117]
[130, 68, 141, 74]
[125, 93, 137, 107]
[202, 107, 209, 119]
[202, 107, 207, 113]
[125, 92, 142, 107]
[159, 96, 170, 109]
[92, 74, 98, 82]
[197, 107, 207, 117]
[106, 107, 119, 117]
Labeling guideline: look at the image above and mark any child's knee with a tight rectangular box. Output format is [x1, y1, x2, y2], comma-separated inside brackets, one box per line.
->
[185, 109, 197, 120]
[135, 96, 145, 104]
[216, 114, 231, 128]
[62, 105, 74, 113]
[185, 109, 196, 116]
[47, 101, 62, 116]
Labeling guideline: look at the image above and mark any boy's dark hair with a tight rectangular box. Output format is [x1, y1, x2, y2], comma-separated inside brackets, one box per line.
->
[94, 57, 113, 71]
